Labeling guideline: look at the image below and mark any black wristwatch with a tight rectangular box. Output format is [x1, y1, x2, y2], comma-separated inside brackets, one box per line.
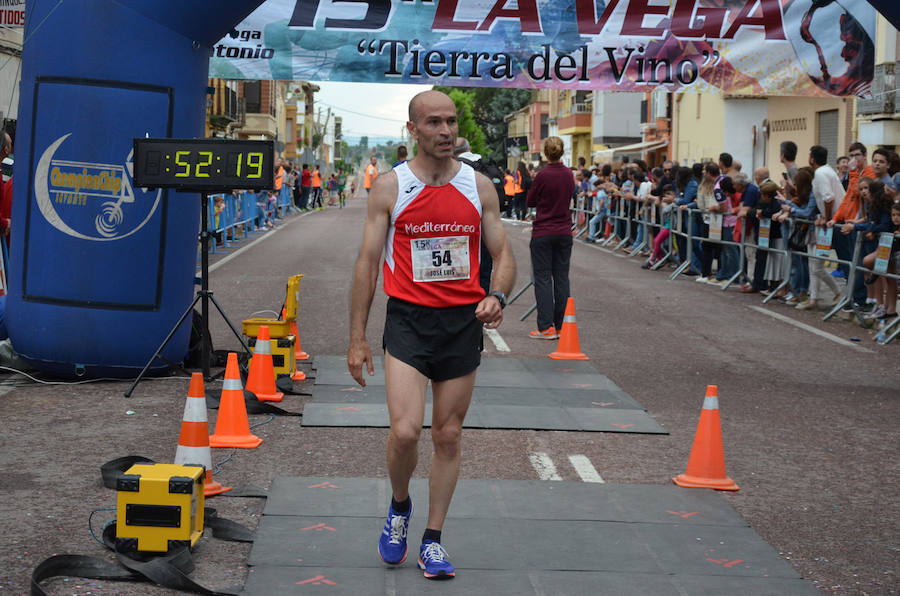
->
[489, 290, 507, 309]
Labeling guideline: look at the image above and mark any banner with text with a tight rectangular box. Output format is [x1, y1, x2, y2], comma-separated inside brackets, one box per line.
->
[209, 0, 877, 97]
[0, 0, 25, 26]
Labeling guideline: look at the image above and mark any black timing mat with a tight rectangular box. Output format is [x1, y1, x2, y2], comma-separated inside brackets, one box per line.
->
[303, 356, 667, 434]
[242, 477, 817, 595]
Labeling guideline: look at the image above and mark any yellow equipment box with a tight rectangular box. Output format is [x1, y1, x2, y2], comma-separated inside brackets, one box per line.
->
[116, 463, 204, 553]
[242, 318, 291, 339]
[241, 273, 304, 339]
[248, 335, 296, 377]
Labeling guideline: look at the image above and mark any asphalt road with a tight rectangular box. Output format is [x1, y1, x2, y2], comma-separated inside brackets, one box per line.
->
[3, 185, 898, 594]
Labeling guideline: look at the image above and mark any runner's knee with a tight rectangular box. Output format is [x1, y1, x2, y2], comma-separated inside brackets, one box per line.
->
[431, 424, 462, 455]
[390, 422, 421, 450]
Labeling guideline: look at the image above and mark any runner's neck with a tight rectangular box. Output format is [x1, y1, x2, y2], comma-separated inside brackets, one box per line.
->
[406, 156, 461, 187]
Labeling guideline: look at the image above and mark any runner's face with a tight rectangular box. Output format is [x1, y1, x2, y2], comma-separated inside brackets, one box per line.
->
[409, 98, 458, 159]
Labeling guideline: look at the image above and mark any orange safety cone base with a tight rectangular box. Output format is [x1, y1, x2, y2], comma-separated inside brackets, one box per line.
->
[204, 470, 232, 496]
[255, 390, 284, 402]
[210, 433, 263, 449]
[296, 351, 310, 361]
[673, 474, 739, 491]
[548, 350, 590, 361]
[292, 370, 307, 381]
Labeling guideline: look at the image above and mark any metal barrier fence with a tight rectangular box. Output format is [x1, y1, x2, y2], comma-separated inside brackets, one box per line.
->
[570, 196, 900, 345]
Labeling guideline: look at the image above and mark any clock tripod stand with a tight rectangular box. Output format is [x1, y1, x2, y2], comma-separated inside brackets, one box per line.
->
[124, 191, 250, 397]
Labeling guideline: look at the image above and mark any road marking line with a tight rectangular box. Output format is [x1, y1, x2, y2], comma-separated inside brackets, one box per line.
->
[568, 454, 605, 483]
[484, 328, 510, 352]
[529, 452, 562, 481]
[748, 306, 873, 353]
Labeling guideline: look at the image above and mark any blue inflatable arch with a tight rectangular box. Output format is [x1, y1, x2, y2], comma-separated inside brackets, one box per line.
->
[7, 1, 266, 377]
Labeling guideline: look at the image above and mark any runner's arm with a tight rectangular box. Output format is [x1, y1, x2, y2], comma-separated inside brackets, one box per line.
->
[476, 173, 516, 328]
[348, 172, 396, 386]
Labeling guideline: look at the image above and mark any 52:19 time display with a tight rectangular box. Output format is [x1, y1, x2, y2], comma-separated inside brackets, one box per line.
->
[172, 150, 264, 179]
[132, 138, 275, 192]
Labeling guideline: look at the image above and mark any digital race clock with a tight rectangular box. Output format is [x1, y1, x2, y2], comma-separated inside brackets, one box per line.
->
[132, 138, 275, 192]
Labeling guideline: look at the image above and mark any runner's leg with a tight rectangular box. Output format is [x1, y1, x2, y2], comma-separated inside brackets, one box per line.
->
[384, 350, 428, 501]
[426, 369, 476, 531]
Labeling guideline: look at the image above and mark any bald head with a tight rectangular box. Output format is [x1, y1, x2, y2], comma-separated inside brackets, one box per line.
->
[754, 167, 769, 185]
[408, 90, 456, 124]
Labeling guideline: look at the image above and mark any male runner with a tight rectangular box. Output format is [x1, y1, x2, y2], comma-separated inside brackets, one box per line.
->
[348, 90, 515, 580]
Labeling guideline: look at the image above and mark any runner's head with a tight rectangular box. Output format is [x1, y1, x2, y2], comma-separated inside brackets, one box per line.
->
[407, 90, 458, 160]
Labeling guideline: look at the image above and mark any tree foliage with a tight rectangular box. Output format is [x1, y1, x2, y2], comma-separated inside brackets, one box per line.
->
[435, 87, 534, 163]
[446, 89, 487, 157]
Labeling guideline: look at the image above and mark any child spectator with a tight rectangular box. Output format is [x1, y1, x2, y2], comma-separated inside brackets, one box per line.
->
[861, 200, 900, 320]
[739, 181, 783, 292]
[774, 167, 817, 305]
[845, 179, 893, 318]
[712, 176, 740, 284]
[642, 184, 676, 269]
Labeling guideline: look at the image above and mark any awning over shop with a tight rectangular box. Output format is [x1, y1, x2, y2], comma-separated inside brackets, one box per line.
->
[593, 140, 669, 163]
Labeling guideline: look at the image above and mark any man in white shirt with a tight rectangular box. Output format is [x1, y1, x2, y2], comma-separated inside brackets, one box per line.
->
[810, 145, 843, 222]
[802, 145, 844, 310]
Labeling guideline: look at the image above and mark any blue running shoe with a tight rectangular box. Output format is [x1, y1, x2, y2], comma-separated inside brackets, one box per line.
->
[418, 540, 455, 579]
[377, 501, 412, 565]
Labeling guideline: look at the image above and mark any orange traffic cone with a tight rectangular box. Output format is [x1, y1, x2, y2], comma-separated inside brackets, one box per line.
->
[673, 385, 739, 491]
[282, 308, 308, 380]
[291, 319, 309, 361]
[246, 325, 284, 402]
[548, 297, 589, 361]
[209, 352, 263, 448]
[175, 373, 231, 496]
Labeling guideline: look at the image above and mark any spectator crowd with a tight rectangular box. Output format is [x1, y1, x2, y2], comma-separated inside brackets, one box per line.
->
[508, 140, 900, 331]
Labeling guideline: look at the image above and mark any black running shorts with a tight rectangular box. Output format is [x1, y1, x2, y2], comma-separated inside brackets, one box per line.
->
[382, 297, 483, 382]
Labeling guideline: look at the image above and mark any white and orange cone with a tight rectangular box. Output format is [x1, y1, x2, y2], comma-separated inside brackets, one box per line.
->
[246, 325, 284, 402]
[673, 385, 739, 491]
[210, 353, 263, 449]
[548, 297, 590, 361]
[175, 373, 231, 496]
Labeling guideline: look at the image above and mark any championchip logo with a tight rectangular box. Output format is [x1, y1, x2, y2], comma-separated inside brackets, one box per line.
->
[34, 133, 161, 241]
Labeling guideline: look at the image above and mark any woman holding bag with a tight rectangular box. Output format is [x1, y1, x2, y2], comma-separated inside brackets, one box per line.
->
[526, 137, 575, 339]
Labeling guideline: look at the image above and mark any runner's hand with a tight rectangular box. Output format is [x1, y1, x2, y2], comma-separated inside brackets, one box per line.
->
[347, 340, 374, 387]
[475, 296, 503, 329]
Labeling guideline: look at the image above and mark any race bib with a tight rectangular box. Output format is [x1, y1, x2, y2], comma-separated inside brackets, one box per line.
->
[708, 214, 723, 241]
[411, 236, 470, 282]
[874, 232, 893, 274]
[814, 226, 833, 258]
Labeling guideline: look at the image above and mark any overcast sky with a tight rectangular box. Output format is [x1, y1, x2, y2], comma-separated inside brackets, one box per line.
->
[309, 81, 430, 144]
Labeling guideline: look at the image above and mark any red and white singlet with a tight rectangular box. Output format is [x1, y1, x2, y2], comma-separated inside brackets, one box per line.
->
[383, 162, 484, 308]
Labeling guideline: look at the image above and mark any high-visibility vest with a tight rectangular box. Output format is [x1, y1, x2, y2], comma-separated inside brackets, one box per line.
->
[365, 164, 378, 189]
[513, 170, 523, 194]
[274, 166, 284, 190]
[503, 174, 515, 196]
[311, 170, 321, 188]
